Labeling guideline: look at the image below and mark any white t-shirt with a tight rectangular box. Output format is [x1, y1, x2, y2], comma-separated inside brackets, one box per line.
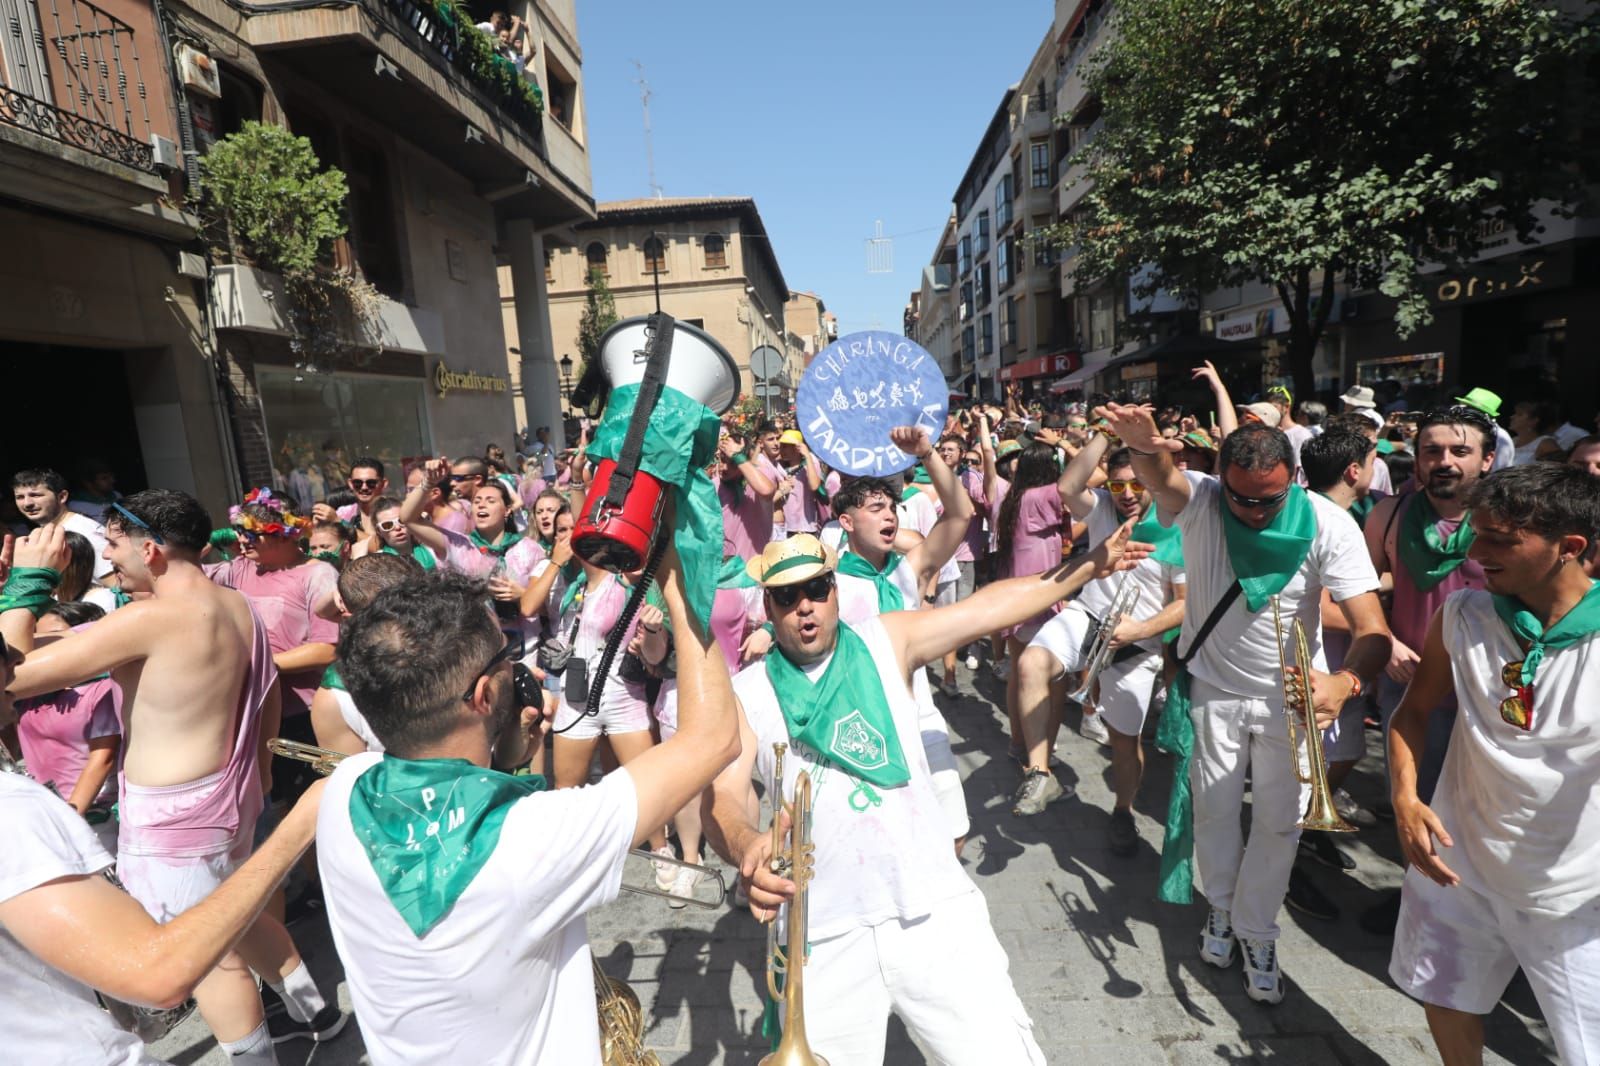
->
[1554, 422, 1589, 451]
[1370, 456, 1394, 495]
[330, 687, 383, 752]
[836, 555, 923, 625]
[1490, 425, 1516, 472]
[0, 775, 164, 1065]
[901, 489, 960, 585]
[1164, 471, 1378, 700]
[732, 617, 978, 941]
[1075, 494, 1184, 652]
[60, 511, 113, 580]
[1432, 589, 1600, 916]
[318, 754, 638, 1066]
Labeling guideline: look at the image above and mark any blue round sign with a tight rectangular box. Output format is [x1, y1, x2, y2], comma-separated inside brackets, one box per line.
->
[796, 332, 949, 477]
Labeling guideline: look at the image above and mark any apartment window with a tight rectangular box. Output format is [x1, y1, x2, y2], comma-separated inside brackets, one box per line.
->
[997, 238, 1012, 290]
[342, 132, 405, 297]
[1000, 296, 1017, 346]
[1030, 141, 1051, 188]
[995, 175, 1013, 230]
[958, 235, 972, 277]
[585, 241, 609, 278]
[545, 245, 554, 283]
[962, 325, 975, 364]
[959, 281, 973, 322]
[975, 263, 991, 308]
[975, 212, 990, 257]
[703, 233, 726, 269]
[980, 314, 994, 355]
[545, 55, 578, 131]
[642, 235, 667, 275]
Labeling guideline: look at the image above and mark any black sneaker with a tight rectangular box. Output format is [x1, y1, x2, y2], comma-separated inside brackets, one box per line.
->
[268, 1004, 348, 1044]
[1298, 833, 1355, 871]
[1359, 890, 1403, 936]
[1107, 808, 1139, 857]
[1284, 867, 1339, 921]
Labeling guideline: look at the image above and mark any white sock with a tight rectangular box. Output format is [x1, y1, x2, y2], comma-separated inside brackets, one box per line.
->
[267, 961, 326, 1024]
[218, 1021, 277, 1064]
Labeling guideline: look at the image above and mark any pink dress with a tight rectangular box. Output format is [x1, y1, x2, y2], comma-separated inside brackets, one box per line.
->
[207, 558, 340, 718]
[1002, 483, 1065, 637]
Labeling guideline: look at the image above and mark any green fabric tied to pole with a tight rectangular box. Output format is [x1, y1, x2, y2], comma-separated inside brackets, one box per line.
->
[1156, 669, 1196, 904]
[0, 567, 61, 618]
[584, 382, 725, 632]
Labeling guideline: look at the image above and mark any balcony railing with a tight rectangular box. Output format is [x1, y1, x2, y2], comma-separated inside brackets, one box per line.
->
[0, 0, 154, 170]
[381, 0, 544, 130]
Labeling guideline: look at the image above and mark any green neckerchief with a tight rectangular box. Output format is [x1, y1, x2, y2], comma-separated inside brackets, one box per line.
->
[899, 483, 922, 502]
[538, 535, 555, 554]
[1156, 670, 1197, 903]
[1397, 492, 1475, 592]
[309, 549, 344, 569]
[1219, 484, 1316, 612]
[559, 569, 588, 614]
[1130, 507, 1184, 568]
[1493, 580, 1600, 687]
[469, 528, 523, 556]
[321, 664, 345, 691]
[718, 556, 758, 590]
[1349, 494, 1376, 529]
[111, 586, 132, 609]
[764, 623, 909, 788]
[837, 551, 905, 612]
[348, 757, 549, 937]
[0, 567, 61, 618]
[380, 542, 438, 571]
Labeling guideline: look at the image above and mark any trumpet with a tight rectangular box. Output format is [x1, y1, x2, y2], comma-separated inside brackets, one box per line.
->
[266, 738, 728, 906]
[1271, 596, 1356, 834]
[1068, 570, 1142, 704]
[761, 743, 827, 1066]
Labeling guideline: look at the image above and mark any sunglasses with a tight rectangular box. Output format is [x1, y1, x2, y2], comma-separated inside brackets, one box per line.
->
[1499, 660, 1534, 730]
[349, 478, 382, 491]
[462, 635, 535, 703]
[377, 519, 403, 532]
[768, 573, 835, 609]
[111, 502, 164, 545]
[1105, 479, 1145, 494]
[232, 527, 260, 545]
[1223, 483, 1291, 510]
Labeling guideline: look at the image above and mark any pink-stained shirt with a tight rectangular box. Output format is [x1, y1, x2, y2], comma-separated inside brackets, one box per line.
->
[710, 585, 766, 671]
[717, 471, 775, 560]
[207, 557, 340, 719]
[434, 526, 547, 655]
[1384, 493, 1486, 650]
[15, 676, 120, 801]
[436, 504, 472, 535]
[1005, 483, 1066, 579]
[778, 457, 823, 535]
[955, 467, 987, 564]
[987, 475, 1011, 553]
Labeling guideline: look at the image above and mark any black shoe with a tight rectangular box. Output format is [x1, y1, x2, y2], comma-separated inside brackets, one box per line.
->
[1298, 833, 1355, 871]
[1107, 808, 1139, 857]
[1284, 867, 1340, 922]
[1359, 890, 1403, 936]
[283, 883, 325, 927]
[268, 1004, 348, 1044]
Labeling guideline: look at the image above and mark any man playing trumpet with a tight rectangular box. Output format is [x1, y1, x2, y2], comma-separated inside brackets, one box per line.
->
[705, 524, 1151, 1063]
[1100, 408, 1390, 1004]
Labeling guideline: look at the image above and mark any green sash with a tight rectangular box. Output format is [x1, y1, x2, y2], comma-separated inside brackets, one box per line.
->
[837, 551, 905, 612]
[1349, 494, 1376, 529]
[348, 757, 548, 937]
[1397, 493, 1475, 592]
[0, 567, 61, 618]
[380, 542, 438, 571]
[560, 570, 588, 614]
[1219, 484, 1316, 612]
[764, 623, 909, 788]
[1493, 580, 1600, 687]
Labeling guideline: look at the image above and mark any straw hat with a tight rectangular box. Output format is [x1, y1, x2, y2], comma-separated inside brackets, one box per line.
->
[745, 533, 838, 588]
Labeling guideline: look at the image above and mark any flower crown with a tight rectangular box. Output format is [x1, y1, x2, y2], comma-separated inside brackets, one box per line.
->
[229, 487, 312, 537]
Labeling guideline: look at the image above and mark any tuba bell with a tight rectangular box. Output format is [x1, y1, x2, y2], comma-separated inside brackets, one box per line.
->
[1271, 596, 1356, 833]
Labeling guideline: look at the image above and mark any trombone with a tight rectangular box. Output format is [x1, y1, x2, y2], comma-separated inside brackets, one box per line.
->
[1270, 597, 1356, 834]
[1068, 569, 1142, 704]
[760, 743, 827, 1066]
[267, 738, 728, 906]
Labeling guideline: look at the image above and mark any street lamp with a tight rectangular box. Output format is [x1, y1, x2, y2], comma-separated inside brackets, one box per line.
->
[559, 354, 574, 416]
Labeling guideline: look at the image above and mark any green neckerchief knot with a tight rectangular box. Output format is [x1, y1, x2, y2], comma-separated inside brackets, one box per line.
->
[586, 381, 724, 631]
[348, 756, 548, 937]
[837, 551, 905, 612]
[559, 569, 588, 615]
[1219, 484, 1316, 612]
[1398, 492, 1476, 592]
[718, 555, 758, 589]
[764, 623, 909, 788]
[1493, 580, 1600, 688]
[321, 664, 345, 691]
[0, 567, 61, 618]
[1130, 507, 1184, 567]
[469, 529, 523, 556]
[380, 542, 438, 571]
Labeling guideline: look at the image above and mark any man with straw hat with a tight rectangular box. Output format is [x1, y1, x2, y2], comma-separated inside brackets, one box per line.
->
[705, 525, 1150, 1063]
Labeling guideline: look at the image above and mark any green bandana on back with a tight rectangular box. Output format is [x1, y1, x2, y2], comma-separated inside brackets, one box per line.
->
[1493, 580, 1600, 687]
[348, 757, 548, 937]
[1219, 484, 1316, 612]
[1130, 508, 1184, 568]
[837, 551, 905, 612]
[1397, 493, 1475, 592]
[380, 542, 438, 571]
[469, 529, 523, 556]
[765, 623, 909, 788]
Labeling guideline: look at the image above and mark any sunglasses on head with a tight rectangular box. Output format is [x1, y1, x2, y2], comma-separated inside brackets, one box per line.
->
[349, 478, 382, 491]
[1105, 479, 1145, 494]
[768, 573, 835, 609]
[1223, 483, 1291, 510]
[1499, 660, 1534, 731]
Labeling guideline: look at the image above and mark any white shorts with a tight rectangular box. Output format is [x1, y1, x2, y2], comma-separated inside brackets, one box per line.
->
[117, 845, 245, 923]
[1320, 698, 1366, 763]
[1391, 866, 1600, 1063]
[1026, 601, 1095, 672]
[1027, 605, 1161, 736]
[551, 673, 653, 740]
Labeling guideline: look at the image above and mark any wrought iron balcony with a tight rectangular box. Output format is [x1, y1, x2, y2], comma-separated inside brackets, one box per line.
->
[0, 0, 155, 170]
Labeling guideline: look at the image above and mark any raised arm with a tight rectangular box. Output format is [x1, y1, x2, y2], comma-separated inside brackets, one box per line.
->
[1192, 360, 1238, 440]
[718, 433, 775, 499]
[519, 534, 572, 618]
[977, 413, 1000, 508]
[1099, 403, 1191, 516]
[398, 458, 451, 557]
[1059, 427, 1110, 519]
[897, 427, 972, 585]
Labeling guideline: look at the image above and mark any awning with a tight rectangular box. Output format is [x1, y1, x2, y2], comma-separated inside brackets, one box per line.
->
[1100, 333, 1261, 375]
[946, 370, 974, 393]
[1049, 361, 1099, 393]
[997, 350, 1081, 382]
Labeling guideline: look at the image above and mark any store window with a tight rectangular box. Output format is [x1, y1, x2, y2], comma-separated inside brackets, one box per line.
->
[258, 368, 432, 513]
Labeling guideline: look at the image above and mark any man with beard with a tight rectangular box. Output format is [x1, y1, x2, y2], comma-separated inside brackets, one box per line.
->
[12, 469, 112, 581]
[1013, 435, 1187, 847]
[1359, 405, 1496, 933]
[313, 457, 388, 539]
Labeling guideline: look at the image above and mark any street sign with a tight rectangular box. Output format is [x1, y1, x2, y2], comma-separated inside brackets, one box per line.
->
[749, 344, 785, 381]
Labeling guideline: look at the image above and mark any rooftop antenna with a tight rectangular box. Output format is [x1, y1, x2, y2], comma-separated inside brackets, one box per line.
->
[632, 60, 663, 199]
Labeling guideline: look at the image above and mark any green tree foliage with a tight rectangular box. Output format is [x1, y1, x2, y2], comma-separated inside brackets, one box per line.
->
[1060, 0, 1598, 396]
[197, 121, 349, 275]
[576, 267, 619, 378]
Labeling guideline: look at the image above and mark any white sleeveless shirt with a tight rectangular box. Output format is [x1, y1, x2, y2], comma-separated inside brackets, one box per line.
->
[732, 617, 978, 941]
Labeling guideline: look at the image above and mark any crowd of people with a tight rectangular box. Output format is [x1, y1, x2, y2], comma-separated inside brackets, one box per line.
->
[2, 367, 1598, 1066]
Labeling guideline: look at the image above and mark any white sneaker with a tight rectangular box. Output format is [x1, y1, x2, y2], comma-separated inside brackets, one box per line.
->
[667, 864, 701, 909]
[1198, 907, 1236, 968]
[965, 653, 980, 671]
[1079, 713, 1111, 746]
[1239, 937, 1285, 1004]
[993, 659, 1011, 682]
[1333, 788, 1378, 828]
[651, 845, 677, 892]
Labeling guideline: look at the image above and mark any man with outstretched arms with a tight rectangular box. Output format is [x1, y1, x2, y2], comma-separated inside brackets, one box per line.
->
[1013, 432, 1187, 858]
[0, 491, 340, 1062]
[705, 526, 1148, 1063]
[1101, 408, 1391, 1005]
[316, 542, 738, 1066]
[1388, 464, 1600, 1066]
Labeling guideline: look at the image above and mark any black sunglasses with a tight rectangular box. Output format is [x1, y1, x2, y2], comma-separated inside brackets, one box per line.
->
[1223, 483, 1291, 510]
[768, 573, 835, 609]
[349, 478, 382, 490]
[462, 635, 522, 701]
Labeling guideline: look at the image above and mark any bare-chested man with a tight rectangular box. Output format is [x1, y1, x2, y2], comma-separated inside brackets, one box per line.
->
[0, 490, 343, 1063]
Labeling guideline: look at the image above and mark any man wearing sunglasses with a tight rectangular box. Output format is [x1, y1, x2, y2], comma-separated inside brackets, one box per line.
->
[1014, 433, 1187, 854]
[319, 550, 737, 1066]
[705, 525, 1149, 1064]
[1101, 406, 1390, 1006]
[313, 457, 388, 539]
[1387, 464, 1600, 1066]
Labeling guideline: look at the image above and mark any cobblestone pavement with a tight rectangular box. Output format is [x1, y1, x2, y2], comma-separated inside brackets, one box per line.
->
[153, 661, 1555, 1065]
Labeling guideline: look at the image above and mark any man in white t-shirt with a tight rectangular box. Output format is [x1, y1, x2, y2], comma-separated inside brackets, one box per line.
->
[319, 550, 737, 1066]
[12, 467, 113, 580]
[705, 528, 1149, 1064]
[1388, 463, 1600, 1066]
[309, 552, 422, 756]
[1103, 409, 1391, 1005]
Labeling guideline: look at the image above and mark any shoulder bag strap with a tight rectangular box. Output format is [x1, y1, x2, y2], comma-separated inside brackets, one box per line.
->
[1175, 580, 1243, 666]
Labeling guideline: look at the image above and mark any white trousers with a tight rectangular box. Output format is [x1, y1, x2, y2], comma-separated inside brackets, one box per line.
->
[1188, 677, 1310, 942]
[796, 891, 1045, 1066]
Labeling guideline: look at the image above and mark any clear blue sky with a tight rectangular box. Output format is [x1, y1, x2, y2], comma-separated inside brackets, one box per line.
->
[578, 0, 1048, 335]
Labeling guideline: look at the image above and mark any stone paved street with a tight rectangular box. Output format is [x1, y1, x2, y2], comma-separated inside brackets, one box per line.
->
[154, 662, 1556, 1065]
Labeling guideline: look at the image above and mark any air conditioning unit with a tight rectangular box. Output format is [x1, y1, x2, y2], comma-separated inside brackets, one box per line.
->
[150, 133, 180, 170]
[177, 251, 208, 279]
[174, 43, 221, 99]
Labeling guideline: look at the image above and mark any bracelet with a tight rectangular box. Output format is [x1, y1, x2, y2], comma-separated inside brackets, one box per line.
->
[1337, 669, 1362, 698]
[730, 451, 750, 465]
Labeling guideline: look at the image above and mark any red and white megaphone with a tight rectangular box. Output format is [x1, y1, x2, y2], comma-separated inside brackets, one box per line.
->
[570, 313, 741, 571]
